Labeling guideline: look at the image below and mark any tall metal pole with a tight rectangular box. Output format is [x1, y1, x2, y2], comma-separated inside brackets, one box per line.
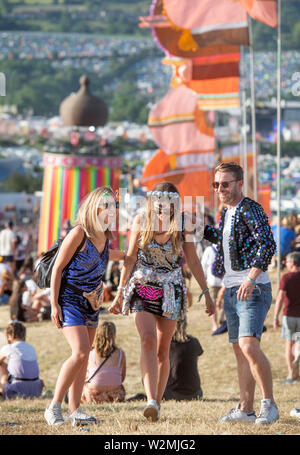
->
[242, 90, 248, 196]
[248, 16, 258, 201]
[276, 0, 282, 291]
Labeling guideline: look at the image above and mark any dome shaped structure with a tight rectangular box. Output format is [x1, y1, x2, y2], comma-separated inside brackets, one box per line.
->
[60, 75, 108, 127]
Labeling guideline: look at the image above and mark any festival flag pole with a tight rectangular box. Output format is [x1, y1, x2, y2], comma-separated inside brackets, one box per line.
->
[242, 90, 248, 196]
[248, 15, 258, 201]
[276, 0, 282, 291]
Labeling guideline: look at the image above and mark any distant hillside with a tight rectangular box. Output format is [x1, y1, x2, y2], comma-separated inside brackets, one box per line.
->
[0, 0, 299, 50]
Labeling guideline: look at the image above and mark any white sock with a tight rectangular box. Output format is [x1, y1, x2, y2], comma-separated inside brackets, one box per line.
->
[49, 401, 61, 409]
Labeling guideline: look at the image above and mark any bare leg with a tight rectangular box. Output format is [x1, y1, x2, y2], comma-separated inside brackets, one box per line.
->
[68, 326, 96, 413]
[238, 336, 274, 402]
[211, 313, 218, 331]
[233, 342, 256, 413]
[0, 363, 8, 394]
[155, 316, 177, 405]
[51, 325, 93, 413]
[134, 312, 158, 401]
[285, 340, 297, 380]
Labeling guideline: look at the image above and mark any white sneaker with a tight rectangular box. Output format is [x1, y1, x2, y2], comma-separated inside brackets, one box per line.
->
[290, 408, 300, 419]
[220, 404, 256, 423]
[143, 399, 160, 422]
[44, 403, 65, 426]
[255, 399, 279, 425]
[65, 406, 98, 426]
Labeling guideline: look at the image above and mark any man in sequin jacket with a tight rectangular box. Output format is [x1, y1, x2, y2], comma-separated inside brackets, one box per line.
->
[204, 161, 279, 425]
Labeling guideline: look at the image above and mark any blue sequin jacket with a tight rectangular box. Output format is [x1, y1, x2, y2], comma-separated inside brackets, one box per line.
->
[204, 197, 276, 278]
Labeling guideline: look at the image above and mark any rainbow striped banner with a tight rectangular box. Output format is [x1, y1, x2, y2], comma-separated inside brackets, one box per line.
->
[38, 153, 123, 254]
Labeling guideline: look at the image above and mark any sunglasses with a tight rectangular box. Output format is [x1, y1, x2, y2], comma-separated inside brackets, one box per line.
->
[98, 201, 119, 210]
[212, 180, 237, 189]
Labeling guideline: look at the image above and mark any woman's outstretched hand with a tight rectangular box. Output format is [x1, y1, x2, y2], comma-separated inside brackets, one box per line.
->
[204, 294, 216, 317]
[108, 292, 123, 315]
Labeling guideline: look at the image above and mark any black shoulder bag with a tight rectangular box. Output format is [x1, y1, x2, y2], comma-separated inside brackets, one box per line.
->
[35, 231, 87, 289]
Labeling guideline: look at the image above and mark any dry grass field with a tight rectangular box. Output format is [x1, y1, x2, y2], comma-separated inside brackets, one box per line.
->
[0, 270, 300, 438]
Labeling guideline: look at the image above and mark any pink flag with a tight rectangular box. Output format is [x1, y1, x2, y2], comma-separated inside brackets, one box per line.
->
[148, 85, 215, 154]
[163, 0, 249, 46]
[240, 0, 277, 27]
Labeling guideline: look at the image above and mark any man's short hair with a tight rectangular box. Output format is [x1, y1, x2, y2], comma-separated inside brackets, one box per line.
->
[215, 162, 244, 181]
[287, 252, 300, 268]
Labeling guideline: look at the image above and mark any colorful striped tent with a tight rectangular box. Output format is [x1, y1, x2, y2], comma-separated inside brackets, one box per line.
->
[38, 153, 122, 254]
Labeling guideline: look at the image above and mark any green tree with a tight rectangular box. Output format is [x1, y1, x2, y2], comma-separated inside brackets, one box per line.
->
[1, 173, 43, 193]
[110, 81, 149, 123]
[292, 22, 300, 46]
[0, 0, 9, 15]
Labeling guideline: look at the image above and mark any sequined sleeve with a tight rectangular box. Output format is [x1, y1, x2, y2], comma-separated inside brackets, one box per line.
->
[241, 200, 276, 271]
[204, 225, 219, 244]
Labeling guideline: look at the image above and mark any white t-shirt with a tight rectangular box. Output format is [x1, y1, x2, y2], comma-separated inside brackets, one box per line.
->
[0, 341, 39, 378]
[22, 290, 32, 307]
[223, 203, 270, 288]
[201, 245, 223, 287]
[25, 279, 38, 294]
[0, 229, 16, 256]
[0, 341, 37, 362]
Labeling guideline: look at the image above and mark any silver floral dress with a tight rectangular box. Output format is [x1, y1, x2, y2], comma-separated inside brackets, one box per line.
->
[122, 238, 187, 321]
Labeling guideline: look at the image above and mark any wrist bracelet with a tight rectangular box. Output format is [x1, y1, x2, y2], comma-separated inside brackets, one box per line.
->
[247, 277, 256, 286]
[117, 285, 125, 291]
[198, 287, 209, 302]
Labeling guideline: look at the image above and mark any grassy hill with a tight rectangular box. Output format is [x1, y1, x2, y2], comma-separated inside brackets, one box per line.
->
[0, 0, 299, 50]
[1, 0, 151, 36]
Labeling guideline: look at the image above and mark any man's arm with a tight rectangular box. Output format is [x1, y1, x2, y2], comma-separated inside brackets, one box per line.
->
[273, 289, 285, 330]
[203, 225, 219, 244]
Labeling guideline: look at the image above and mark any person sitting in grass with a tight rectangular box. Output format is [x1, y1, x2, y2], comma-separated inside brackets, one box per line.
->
[0, 321, 44, 399]
[81, 321, 126, 404]
[163, 316, 204, 401]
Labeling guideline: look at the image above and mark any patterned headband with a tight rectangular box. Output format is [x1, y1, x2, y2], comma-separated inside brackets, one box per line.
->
[147, 191, 180, 199]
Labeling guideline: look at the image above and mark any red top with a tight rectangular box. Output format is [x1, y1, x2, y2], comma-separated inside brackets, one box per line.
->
[280, 271, 300, 317]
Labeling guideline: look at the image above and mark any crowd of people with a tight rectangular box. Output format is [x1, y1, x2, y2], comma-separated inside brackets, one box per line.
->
[0, 32, 153, 61]
[1, 32, 299, 100]
[0, 163, 300, 427]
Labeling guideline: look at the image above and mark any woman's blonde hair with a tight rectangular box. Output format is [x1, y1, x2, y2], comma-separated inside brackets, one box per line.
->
[139, 182, 182, 255]
[93, 321, 118, 358]
[74, 186, 115, 240]
[172, 317, 189, 343]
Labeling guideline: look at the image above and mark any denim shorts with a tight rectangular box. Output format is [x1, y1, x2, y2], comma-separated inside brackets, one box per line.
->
[224, 282, 272, 343]
[282, 315, 300, 341]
